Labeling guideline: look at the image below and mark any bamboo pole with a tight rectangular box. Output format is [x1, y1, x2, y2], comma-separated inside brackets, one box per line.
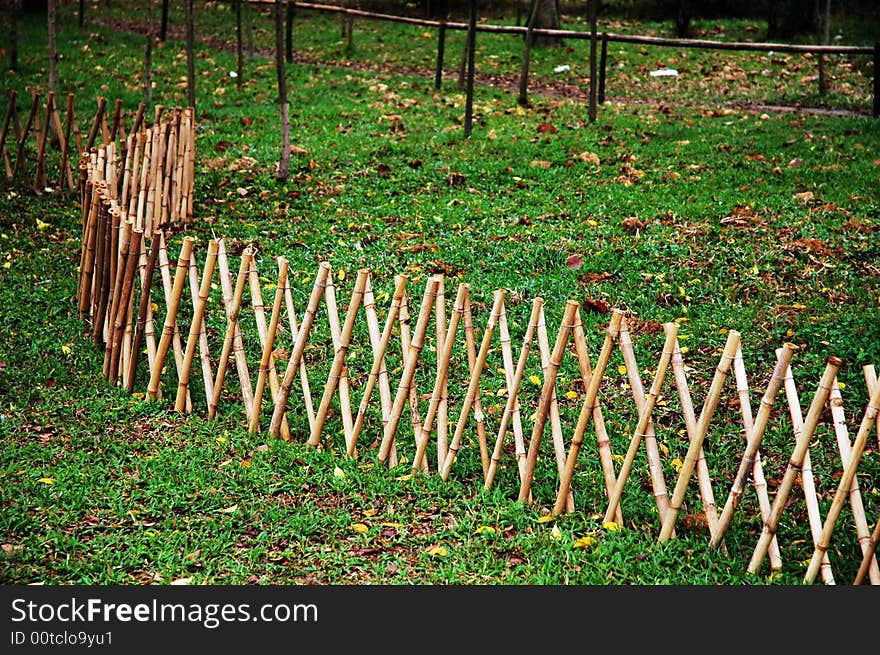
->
[187, 249, 215, 410]
[209, 248, 254, 420]
[350, 275, 408, 456]
[308, 269, 369, 449]
[377, 276, 439, 464]
[0, 91, 15, 175]
[108, 98, 122, 144]
[104, 212, 131, 375]
[601, 322, 679, 523]
[485, 297, 543, 489]
[359, 275, 394, 460]
[460, 287, 491, 478]
[804, 379, 880, 584]
[518, 300, 579, 503]
[412, 283, 468, 474]
[147, 236, 195, 402]
[250, 257, 288, 434]
[777, 350, 835, 583]
[136, 128, 152, 233]
[92, 201, 114, 346]
[658, 330, 740, 542]
[158, 123, 176, 228]
[710, 344, 796, 549]
[854, 517, 880, 585]
[217, 241, 254, 418]
[322, 270, 356, 448]
[571, 314, 622, 525]
[127, 132, 144, 231]
[536, 303, 574, 513]
[125, 232, 161, 392]
[108, 229, 143, 385]
[554, 309, 625, 515]
[78, 179, 103, 318]
[269, 262, 332, 439]
[865, 365, 880, 448]
[748, 356, 842, 575]
[119, 133, 134, 215]
[85, 96, 106, 152]
[440, 289, 506, 481]
[281, 269, 316, 431]
[155, 232, 192, 411]
[619, 316, 674, 524]
[828, 377, 880, 583]
[496, 297, 529, 486]
[435, 275, 449, 469]
[248, 257, 291, 440]
[730, 345, 782, 569]
[12, 91, 38, 182]
[175, 240, 219, 412]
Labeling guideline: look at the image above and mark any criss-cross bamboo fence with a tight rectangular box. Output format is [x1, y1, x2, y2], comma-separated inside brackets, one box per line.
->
[74, 194, 880, 582]
[1, 92, 195, 229]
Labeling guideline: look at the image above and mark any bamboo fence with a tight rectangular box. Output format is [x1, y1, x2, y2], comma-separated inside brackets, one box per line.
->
[74, 204, 879, 582]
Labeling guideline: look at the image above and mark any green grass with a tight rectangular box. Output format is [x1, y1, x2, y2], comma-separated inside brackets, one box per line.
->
[0, 5, 879, 586]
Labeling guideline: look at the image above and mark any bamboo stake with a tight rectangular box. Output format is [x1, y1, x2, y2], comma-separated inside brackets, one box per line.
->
[209, 248, 254, 420]
[828, 377, 880, 584]
[854, 517, 880, 585]
[323, 269, 356, 448]
[281, 270, 316, 431]
[249, 257, 291, 440]
[777, 350, 834, 583]
[147, 236, 195, 402]
[711, 344, 795, 550]
[155, 232, 191, 411]
[397, 280, 425, 468]
[536, 303, 574, 513]
[158, 123, 176, 228]
[269, 262, 332, 439]
[0, 91, 15, 175]
[804, 378, 880, 583]
[619, 316, 674, 524]
[130, 103, 147, 139]
[12, 91, 38, 182]
[571, 314, 621, 525]
[126, 132, 144, 231]
[217, 241, 254, 418]
[461, 287, 491, 478]
[125, 232, 161, 392]
[748, 356, 842, 575]
[250, 257, 288, 434]
[554, 310, 625, 515]
[486, 297, 542, 490]
[104, 213, 131, 376]
[601, 322, 679, 523]
[865, 365, 879, 448]
[308, 269, 369, 449]
[377, 277, 439, 464]
[496, 297, 528, 486]
[108, 99, 122, 143]
[519, 300, 579, 503]
[78, 179, 103, 318]
[658, 331, 740, 541]
[187, 249, 215, 410]
[108, 229, 143, 385]
[138, 128, 152, 233]
[412, 283, 468, 474]
[85, 96, 106, 152]
[92, 201, 114, 346]
[350, 275, 408, 456]
[175, 240, 219, 412]
[145, 123, 164, 233]
[435, 275, 449, 469]
[119, 133, 134, 213]
[730, 345, 782, 569]
[359, 275, 394, 460]
[170, 110, 184, 224]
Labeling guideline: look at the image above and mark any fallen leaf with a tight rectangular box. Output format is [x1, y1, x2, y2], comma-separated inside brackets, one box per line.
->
[537, 122, 557, 134]
[573, 535, 597, 549]
[566, 253, 584, 269]
[582, 297, 611, 314]
[603, 521, 621, 531]
[351, 523, 369, 534]
[170, 577, 193, 585]
[528, 374, 542, 386]
[38, 477, 54, 485]
[550, 525, 563, 540]
[426, 545, 447, 557]
[333, 466, 346, 479]
[363, 508, 379, 517]
[529, 160, 552, 168]
[183, 549, 201, 562]
[578, 151, 600, 165]
[537, 515, 556, 523]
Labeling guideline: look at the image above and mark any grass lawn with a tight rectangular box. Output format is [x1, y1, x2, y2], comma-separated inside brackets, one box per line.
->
[0, 3, 878, 585]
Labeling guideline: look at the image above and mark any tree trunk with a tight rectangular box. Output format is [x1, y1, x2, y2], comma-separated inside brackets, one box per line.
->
[48, 0, 57, 94]
[8, 1, 19, 71]
[532, 0, 561, 47]
[78, 0, 84, 27]
[285, 0, 295, 64]
[517, 0, 538, 106]
[816, 0, 831, 95]
[160, 0, 169, 42]
[185, 0, 195, 110]
[275, 0, 290, 181]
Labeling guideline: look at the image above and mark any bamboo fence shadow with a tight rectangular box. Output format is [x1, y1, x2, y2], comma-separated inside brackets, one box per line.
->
[74, 112, 879, 584]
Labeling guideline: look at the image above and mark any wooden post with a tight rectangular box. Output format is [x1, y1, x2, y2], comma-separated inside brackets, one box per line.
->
[435, 19, 446, 89]
[588, 0, 598, 123]
[874, 42, 879, 118]
[463, 0, 477, 138]
[598, 32, 608, 105]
